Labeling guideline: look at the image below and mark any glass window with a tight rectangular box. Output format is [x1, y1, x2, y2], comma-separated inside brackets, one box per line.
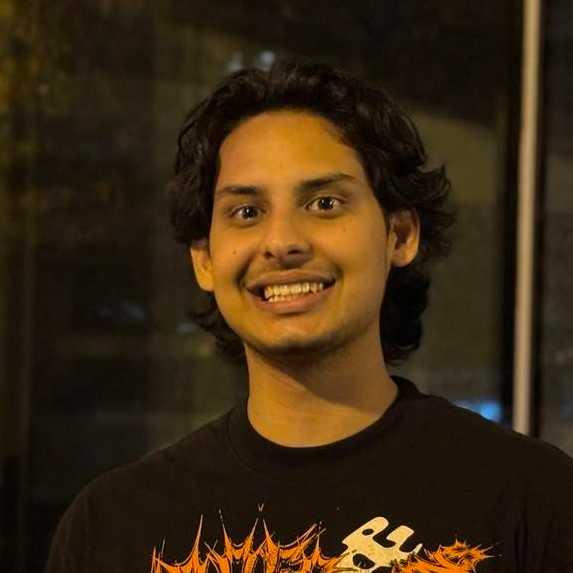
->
[538, 0, 573, 456]
[0, 1, 521, 570]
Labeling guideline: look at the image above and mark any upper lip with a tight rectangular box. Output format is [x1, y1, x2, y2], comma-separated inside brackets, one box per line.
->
[246, 272, 336, 296]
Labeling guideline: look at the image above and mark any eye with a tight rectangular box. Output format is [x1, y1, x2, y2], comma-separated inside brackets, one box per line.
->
[231, 205, 260, 221]
[229, 196, 343, 221]
[308, 196, 343, 212]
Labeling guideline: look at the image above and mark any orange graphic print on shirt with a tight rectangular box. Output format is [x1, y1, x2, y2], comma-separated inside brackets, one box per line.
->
[389, 540, 491, 572]
[150, 516, 493, 573]
[151, 518, 343, 573]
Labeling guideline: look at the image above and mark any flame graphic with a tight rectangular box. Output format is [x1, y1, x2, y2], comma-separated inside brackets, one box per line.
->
[151, 518, 348, 573]
[390, 540, 492, 572]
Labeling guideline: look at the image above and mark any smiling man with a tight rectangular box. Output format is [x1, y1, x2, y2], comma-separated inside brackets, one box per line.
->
[193, 110, 418, 447]
[46, 60, 573, 573]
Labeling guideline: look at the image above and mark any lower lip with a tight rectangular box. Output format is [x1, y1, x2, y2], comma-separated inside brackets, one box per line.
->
[249, 284, 335, 314]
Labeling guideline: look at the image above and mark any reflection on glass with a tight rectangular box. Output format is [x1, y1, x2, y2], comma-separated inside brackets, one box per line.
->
[0, 1, 519, 570]
[454, 399, 503, 423]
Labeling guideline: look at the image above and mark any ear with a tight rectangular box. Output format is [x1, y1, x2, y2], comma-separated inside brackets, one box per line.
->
[189, 239, 215, 293]
[388, 209, 420, 268]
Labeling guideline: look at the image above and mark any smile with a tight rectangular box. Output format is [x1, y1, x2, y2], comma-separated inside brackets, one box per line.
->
[248, 280, 336, 314]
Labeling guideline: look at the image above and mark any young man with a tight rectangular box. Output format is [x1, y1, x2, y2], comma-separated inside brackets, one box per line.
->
[47, 60, 573, 573]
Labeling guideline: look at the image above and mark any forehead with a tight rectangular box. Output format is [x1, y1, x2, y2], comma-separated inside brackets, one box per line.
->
[216, 110, 366, 186]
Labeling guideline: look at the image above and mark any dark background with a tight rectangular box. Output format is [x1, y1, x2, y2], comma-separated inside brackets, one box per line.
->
[1, 1, 571, 570]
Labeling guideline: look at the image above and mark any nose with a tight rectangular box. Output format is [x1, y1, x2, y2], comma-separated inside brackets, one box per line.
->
[260, 211, 312, 265]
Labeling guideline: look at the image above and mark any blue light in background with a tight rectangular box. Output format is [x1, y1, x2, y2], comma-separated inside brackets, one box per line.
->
[454, 399, 503, 423]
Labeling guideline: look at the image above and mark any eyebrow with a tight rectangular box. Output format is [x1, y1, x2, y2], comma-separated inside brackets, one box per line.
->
[214, 172, 359, 201]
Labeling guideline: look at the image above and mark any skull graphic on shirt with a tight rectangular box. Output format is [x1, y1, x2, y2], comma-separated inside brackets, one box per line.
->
[338, 516, 423, 570]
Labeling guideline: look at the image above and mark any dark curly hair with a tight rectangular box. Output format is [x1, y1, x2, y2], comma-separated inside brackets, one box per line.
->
[168, 58, 457, 369]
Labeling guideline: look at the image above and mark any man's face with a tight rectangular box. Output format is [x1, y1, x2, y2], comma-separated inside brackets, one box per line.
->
[190, 110, 417, 363]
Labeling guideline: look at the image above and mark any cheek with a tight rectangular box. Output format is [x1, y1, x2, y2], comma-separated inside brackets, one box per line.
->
[344, 233, 388, 296]
[211, 241, 254, 298]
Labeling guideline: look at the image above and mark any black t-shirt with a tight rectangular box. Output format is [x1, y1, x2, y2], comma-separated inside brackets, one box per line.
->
[45, 376, 573, 572]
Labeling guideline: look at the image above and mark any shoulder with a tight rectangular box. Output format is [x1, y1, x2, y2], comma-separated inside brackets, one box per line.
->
[47, 410, 234, 570]
[411, 389, 573, 487]
[66, 409, 232, 519]
[46, 414, 233, 572]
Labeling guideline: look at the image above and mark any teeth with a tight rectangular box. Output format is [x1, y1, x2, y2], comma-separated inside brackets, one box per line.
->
[263, 281, 326, 301]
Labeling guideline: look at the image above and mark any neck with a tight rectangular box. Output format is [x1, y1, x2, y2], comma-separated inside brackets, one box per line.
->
[244, 334, 397, 447]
